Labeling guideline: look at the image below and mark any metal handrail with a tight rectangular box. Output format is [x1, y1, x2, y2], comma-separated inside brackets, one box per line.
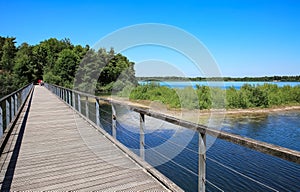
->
[44, 83, 300, 192]
[0, 83, 32, 103]
[0, 83, 33, 136]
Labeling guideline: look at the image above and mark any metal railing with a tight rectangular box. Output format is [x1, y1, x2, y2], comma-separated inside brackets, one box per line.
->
[0, 83, 33, 138]
[45, 83, 300, 192]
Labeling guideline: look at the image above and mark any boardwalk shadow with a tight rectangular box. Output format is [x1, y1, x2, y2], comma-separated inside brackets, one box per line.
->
[1, 90, 33, 191]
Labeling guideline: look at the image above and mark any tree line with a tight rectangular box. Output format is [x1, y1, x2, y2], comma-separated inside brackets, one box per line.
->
[0, 36, 136, 97]
[137, 76, 300, 82]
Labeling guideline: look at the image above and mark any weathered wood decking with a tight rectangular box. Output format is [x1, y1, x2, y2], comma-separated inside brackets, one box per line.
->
[0, 86, 180, 191]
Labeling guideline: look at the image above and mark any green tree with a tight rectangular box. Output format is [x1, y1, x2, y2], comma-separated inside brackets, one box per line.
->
[74, 49, 103, 93]
[13, 43, 35, 87]
[75, 48, 136, 94]
[177, 86, 198, 109]
[0, 37, 17, 71]
[226, 87, 239, 108]
[0, 37, 17, 96]
[98, 53, 136, 93]
[240, 84, 269, 108]
[39, 38, 75, 73]
[0, 36, 6, 60]
[45, 49, 80, 88]
[31, 44, 48, 81]
[0, 72, 15, 98]
[196, 85, 212, 109]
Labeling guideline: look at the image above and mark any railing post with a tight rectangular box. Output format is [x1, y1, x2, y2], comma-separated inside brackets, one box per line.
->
[68, 90, 71, 105]
[20, 90, 23, 105]
[16, 93, 20, 110]
[6, 100, 10, 127]
[140, 113, 145, 160]
[72, 92, 75, 108]
[95, 99, 100, 127]
[14, 94, 17, 114]
[198, 132, 206, 192]
[0, 106, 3, 137]
[66, 90, 68, 103]
[78, 94, 81, 113]
[65, 90, 67, 102]
[67, 90, 69, 103]
[64, 89, 67, 102]
[111, 104, 116, 139]
[11, 96, 15, 118]
[85, 96, 89, 118]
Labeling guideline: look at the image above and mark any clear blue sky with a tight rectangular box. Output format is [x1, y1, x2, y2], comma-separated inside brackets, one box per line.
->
[0, 0, 299, 77]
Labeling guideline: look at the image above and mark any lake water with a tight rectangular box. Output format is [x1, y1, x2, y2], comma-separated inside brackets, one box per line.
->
[139, 81, 300, 89]
[93, 104, 300, 192]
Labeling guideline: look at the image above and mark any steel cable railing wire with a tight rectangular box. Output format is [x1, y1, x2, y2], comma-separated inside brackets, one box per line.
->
[99, 108, 111, 115]
[114, 126, 225, 191]
[148, 130, 199, 155]
[206, 157, 280, 192]
[87, 110, 96, 117]
[112, 118, 281, 192]
[99, 117, 113, 126]
[206, 180, 224, 192]
[114, 125, 198, 175]
[138, 126, 280, 190]
[150, 129, 281, 191]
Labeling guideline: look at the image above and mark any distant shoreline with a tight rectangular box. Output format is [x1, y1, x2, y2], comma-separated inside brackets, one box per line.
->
[136, 75, 300, 82]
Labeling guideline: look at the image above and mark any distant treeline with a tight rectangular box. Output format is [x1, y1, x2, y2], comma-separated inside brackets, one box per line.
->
[137, 76, 300, 82]
[119, 83, 300, 110]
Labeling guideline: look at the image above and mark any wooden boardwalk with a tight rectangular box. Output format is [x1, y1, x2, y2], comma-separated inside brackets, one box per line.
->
[0, 86, 181, 191]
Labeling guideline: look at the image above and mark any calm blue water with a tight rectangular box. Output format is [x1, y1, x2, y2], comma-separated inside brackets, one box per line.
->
[139, 81, 300, 89]
[96, 104, 300, 192]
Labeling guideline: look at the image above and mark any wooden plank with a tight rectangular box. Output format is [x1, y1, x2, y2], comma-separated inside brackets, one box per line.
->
[0, 86, 181, 191]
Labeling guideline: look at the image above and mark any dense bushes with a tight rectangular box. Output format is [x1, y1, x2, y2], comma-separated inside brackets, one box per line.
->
[128, 83, 181, 108]
[119, 83, 300, 110]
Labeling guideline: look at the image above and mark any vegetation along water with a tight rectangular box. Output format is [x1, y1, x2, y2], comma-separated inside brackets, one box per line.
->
[119, 82, 300, 110]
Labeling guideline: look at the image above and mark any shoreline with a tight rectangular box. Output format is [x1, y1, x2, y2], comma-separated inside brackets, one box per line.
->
[106, 96, 300, 116]
[220, 105, 300, 114]
[197, 105, 300, 115]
